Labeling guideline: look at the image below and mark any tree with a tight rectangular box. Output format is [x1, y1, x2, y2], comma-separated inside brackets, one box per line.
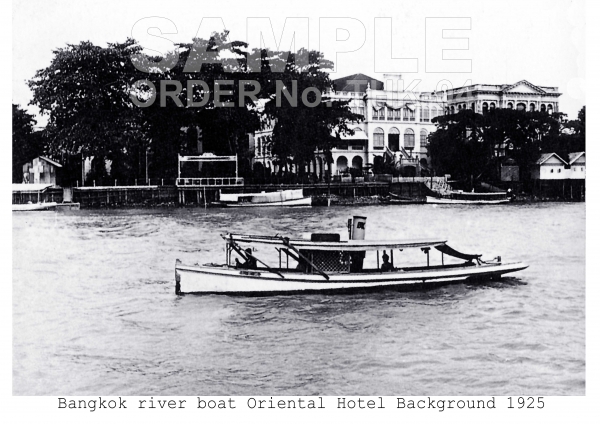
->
[259, 48, 362, 177]
[28, 39, 149, 182]
[12, 104, 44, 183]
[27, 32, 361, 182]
[430, 108, 567, 184]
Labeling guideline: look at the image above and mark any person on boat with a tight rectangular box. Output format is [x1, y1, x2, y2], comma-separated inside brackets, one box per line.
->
[235, 248, 257, 269]
[380, 252, 393, 272]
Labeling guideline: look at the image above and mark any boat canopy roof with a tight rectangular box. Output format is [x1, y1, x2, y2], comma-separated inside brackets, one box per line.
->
[224, 233, 448, 252]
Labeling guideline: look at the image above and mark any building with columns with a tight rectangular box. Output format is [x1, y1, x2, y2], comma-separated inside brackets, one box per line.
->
[250, 77, 562, 179]
[442, 80, 561, 114]
[326, 73, 445, 177]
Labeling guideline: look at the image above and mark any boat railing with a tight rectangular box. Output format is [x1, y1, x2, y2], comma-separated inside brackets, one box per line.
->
[426, 178, 453, 194]
[176, 177, 245, 187]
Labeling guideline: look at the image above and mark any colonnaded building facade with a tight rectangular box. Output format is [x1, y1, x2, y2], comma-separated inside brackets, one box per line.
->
[251, 74, 561, 178]
[443, 80, 561, 115]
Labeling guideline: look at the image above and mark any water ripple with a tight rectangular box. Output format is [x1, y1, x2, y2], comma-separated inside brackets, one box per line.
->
[13, 203, 585, 395]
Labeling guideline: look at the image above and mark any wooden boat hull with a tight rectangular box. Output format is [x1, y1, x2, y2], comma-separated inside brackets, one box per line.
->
[12, 202, 58, 211]
[222, 197, 312, 207]
[426, 196, 509, 205]
[175, 261, 528, 295]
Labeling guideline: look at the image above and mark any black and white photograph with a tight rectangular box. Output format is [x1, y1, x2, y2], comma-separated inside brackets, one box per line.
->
[5, 0, 596, 421]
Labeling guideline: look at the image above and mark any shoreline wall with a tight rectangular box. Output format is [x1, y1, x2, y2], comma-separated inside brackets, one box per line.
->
[13, 180, 584, 208]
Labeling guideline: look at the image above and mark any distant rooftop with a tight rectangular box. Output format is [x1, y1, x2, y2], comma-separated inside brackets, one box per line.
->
[332, 73, 384, 93]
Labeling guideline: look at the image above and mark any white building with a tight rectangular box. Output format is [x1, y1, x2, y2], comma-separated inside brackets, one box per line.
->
[327, 73, 445, 176]
[442, 80, 561, 114]
[251, 77, 564, 180]
[531, 153, 567, 180]
[568, 152, 585, 179]
[251, 73, 446, 178]
[531, 152, 586, 180]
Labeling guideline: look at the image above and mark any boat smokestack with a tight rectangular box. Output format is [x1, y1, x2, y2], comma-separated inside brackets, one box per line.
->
[352, 216, 367, 240]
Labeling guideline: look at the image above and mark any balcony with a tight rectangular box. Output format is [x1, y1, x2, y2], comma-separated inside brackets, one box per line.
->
[176, 177, 244, 187]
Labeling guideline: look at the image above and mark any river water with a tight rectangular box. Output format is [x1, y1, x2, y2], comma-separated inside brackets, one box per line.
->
[13, 203, 585, 395]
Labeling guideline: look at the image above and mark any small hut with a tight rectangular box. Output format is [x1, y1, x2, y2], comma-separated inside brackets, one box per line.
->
[22, 156, 62, 186]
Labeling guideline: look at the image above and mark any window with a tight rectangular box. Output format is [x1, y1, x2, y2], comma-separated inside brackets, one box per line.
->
[388, 127, 400, 151]
[547, 104, 553, 114]
[517, 103, 526, 111]
[257, 137, 262, 155]
[558, 168, 561, 173]
[420, 129, 428, 148]
[507, 102, 514, 109]
[387, 108, 394, 121]
[392, 109, 401, 120]
[421, 107, 430, 122]
[581, 167, 584, 171]
[482, 102, 488, 114]
[550, 169, 554, 173]
[373, 128, 384, 149]
[540, 104, 546, 112]
[490, 102, 496, 109]
[404, 128, 415, 150]
[530, 103, 535, 112]
[336, 156, 348, 173]
[450, 105, 455, 114]
[373, 108, 384, 120]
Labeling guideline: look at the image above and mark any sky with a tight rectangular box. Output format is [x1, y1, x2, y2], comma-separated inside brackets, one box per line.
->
[12, 0, 586, 126]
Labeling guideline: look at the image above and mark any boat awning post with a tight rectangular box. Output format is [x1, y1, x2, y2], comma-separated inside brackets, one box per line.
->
[281, 237, 330, 280]
[377, 250, 380, 269]
[228, 235, 285, 278]
[422, 247, 430, 267]
[391, 250, 394, 267]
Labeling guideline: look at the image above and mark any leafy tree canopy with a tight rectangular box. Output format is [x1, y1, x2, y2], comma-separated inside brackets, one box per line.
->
[429, 107, 584, 183]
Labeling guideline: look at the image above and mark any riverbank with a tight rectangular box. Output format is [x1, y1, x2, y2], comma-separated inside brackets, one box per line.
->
[13, 181, 584, 209]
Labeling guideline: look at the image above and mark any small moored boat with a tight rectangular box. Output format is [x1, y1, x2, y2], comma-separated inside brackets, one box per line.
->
[425, 180, 510, 204]
[218, 189, 312, 207]
[425, 194, 509, 204]
[175, 216, 527, 295]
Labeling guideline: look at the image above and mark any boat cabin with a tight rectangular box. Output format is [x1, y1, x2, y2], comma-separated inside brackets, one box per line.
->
[222, 233, 483, 280]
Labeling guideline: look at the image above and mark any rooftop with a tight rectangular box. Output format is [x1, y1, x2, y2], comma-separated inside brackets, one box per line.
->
[332, 73, 384, 93]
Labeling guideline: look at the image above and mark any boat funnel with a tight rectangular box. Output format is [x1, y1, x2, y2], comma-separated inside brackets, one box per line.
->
[352, 216, 367, 240]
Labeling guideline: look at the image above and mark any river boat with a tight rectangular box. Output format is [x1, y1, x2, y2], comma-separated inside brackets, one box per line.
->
[379, 193, 424, 204]
[425, 193, 510, 204]
[175, 216, 527, 295]
[425, 180, 510, 204]
[218, 189, 312, 207]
